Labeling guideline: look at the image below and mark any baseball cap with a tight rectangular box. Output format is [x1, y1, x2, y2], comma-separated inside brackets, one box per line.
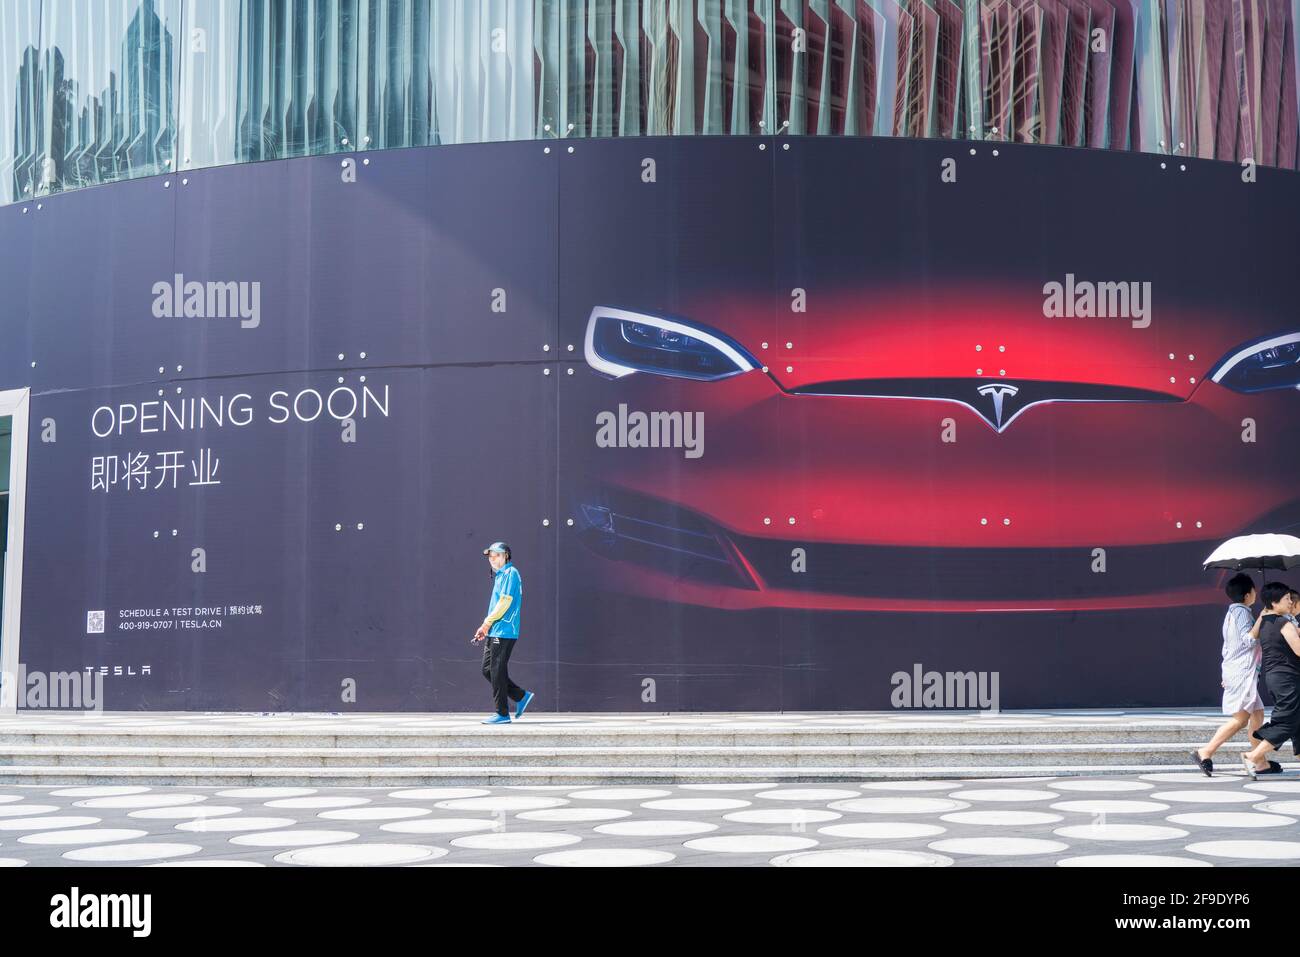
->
[482, 541, 511, 556]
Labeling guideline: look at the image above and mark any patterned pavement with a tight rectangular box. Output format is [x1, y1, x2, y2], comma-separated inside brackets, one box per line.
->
[3, 773, 1300, 867]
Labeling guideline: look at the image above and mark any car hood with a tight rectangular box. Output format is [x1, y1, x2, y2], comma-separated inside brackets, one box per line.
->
[683, 285, 1288, 399]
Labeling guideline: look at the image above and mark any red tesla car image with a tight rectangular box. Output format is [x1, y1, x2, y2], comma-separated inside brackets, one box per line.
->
[568, 288, 1300, 613]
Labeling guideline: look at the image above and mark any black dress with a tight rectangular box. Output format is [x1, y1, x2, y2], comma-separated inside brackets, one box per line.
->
[1253, 614, 1300, 751]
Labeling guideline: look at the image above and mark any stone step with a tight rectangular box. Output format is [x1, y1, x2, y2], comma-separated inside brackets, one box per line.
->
[0, 741, 1271, 770]
[0, 762, 1288, 787]
[0, 723, 1227, 750]
[0, 712, 1260, 785]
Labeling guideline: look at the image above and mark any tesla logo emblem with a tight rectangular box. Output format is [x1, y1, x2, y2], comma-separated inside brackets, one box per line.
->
[976, 383, 1020, 430]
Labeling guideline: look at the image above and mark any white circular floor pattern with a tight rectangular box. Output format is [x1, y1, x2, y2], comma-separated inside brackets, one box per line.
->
[276, 844, 447, 867]
[566, 789, 672, 801]
[174, 817, 300, 833]
[948, 789, 1060, 802]
[828, 797, 970, 815]
[1257, 800, 1300, 815]
[0, 804, 60, 818]
[753, 788, 860, 801]
[1048, 780, 1154, 792]
[266, 797, 372, 809]
[379, 818, 500, 834]
[817, 822, 946, 839]
[63, 843, 203, 862]
[146, 860, 267, 867]
[1184, 841, 1300, 860]
[860, 781, 959, 792]
[1166, 812, 1296, 828]
[929, 838, 1070, 856]
[679, 784, 777, 792]
[1057, 854, 1211, 867]
[1049, 800, 1171, 815]
[450, 832, 582, 851]
[771, 849, 953, 867]
[75, 794, 208, 809]
[723, 808, 841, 825]
[1149, 790, 1263, 804]
[7, 766, 1297, 866]
[317, 807, 431, 821]
[388, 788, 490, 800]
[229, 830, 360, 848]
[19, 828, 150, 845]
[534, 849, 676, 867]
[1140, 772, 1247, 784]
[1053, 824, 1188, 841]
[640, 798, 752, 812]
[0, 815, 101, 831]
[129, 805, 244, 819]
[594, 820, 718, 837]
[941, 811, 1063, 826]
[434, 796, 568, 812]
[684, 835, 819, 854]
[49, 786, 152, 797]
[516, 808, 631, 823]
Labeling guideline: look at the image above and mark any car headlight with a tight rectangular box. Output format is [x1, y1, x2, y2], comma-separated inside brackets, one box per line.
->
[584, 307, 758, 380]
[1210, 332, 1300, 393]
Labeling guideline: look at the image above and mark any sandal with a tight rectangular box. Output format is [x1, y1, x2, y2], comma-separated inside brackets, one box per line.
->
[1242, 754, 1259, 780]
[1191, 750, 1213, 777]
[1255, 761, 1284, 775]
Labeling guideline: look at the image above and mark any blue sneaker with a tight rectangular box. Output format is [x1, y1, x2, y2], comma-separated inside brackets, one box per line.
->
[481, 714, 511, 725]
[515, 690, 535, 719]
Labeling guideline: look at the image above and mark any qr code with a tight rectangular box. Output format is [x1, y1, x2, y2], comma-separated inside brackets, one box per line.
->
[86, 610, 105, 634]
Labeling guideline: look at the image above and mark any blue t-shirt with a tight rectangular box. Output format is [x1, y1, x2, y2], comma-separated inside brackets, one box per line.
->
[486, 562, 522, 638]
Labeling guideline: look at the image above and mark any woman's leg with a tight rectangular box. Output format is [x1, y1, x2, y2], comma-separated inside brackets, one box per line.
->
[1243, 737, 1277, 765]
[1198, 712, 1248, 759]
[1245, 709, 1269, 768]
[1247, 708, 1264, 736]
[1249, 679, 1299, 768]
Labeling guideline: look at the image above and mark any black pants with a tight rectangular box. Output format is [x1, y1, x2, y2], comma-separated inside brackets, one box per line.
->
[481, 636, 526, 716]
[1255, 669, 1300, 752]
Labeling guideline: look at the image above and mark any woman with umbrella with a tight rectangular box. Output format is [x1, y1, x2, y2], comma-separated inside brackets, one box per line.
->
[1198, 534, 1300, 775]
[1240, 582, 1300, 778]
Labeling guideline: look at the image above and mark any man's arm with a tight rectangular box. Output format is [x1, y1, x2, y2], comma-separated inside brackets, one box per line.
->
[1229, 606, 1260, 647]
[483, 594, 513, 626]
[1283, 621, 1300, 657]
[473, 594, 513, 640]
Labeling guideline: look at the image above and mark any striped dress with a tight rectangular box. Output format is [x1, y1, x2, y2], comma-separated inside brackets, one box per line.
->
[1221, 602, 1264, 715]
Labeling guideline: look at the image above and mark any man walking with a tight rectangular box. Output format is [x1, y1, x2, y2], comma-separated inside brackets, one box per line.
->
[473, 542, 534, 724]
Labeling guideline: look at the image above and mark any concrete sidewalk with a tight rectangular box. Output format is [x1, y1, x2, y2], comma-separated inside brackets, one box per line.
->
[2, 772, 1299, 868]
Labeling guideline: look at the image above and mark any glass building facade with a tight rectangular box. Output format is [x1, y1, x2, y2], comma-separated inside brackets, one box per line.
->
[2, 0, 1297, 205]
